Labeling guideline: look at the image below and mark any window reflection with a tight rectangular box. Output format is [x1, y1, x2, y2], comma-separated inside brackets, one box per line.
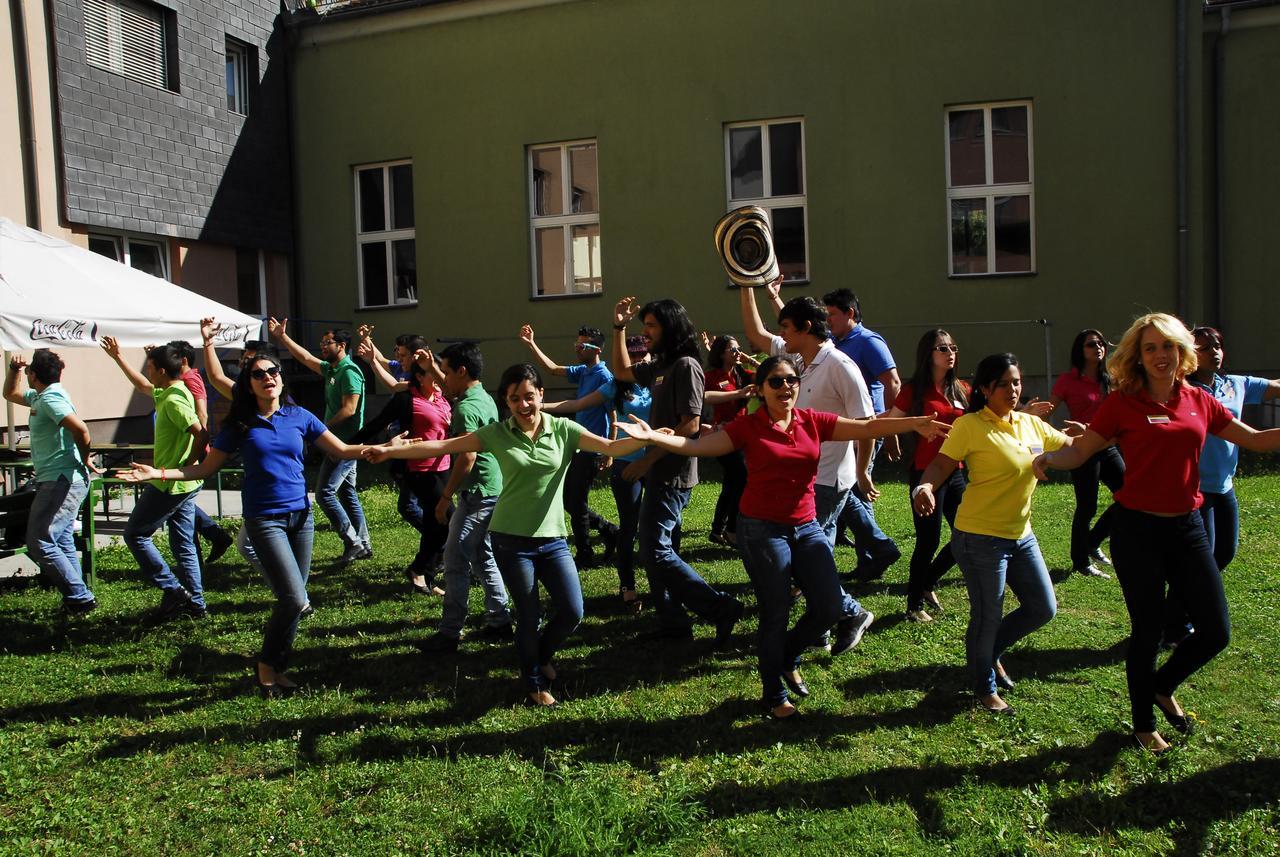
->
[994, 195, 1031, 272]
[771, 207, 807, 282]
[729, 126, 764, 199]
[950, 199, 987, 274]
[948, 110, 986, 186]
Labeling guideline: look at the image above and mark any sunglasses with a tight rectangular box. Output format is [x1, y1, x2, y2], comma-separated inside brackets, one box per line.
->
[249, 366, 281, 381]
[933, 344, 959, 354]
[765, 375, 801, 390]
[1083, 339, 1106, 348]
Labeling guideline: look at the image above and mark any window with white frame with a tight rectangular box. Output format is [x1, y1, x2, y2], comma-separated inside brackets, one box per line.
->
[84, 0, 176, 91]
[945, 101, 1034, 276]
[725, 118, 808, 282]
[88, 233, 168, 280]
[528, 140, 601, 298]
[354, 161, 416, 308]
[225, 37, 251, 115]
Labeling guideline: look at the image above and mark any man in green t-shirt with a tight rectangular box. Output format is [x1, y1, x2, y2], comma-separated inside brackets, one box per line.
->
[419, 342, 512, 652]
[103, 338, 209, 619]
[4, 349, 99, 614]
[269, 319, 370, 565]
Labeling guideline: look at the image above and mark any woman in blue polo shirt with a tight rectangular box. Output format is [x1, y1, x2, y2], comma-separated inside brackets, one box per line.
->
[122, 355, 369, 697]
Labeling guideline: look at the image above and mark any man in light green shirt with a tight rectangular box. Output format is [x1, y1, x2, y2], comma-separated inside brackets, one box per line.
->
[103, 338, 209, 619]
[4, 349, 98, 613]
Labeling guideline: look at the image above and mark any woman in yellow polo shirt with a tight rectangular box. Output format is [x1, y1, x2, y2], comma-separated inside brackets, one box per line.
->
[913, 353, 1071, 715]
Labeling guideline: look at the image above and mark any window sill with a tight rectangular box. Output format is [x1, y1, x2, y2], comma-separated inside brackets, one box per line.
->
[530, 292, 606, 301]
[948, 271, 1037, 281]
[356, 302, 419, 311]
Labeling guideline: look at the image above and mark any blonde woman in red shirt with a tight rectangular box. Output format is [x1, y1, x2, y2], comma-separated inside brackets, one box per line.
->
[619, 355, 945, 719]
[1036, 312, 1280, 753]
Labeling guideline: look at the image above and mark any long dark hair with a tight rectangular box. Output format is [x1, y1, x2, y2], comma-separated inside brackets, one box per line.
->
[967, 353, 1020, 413]
[707, 335, 750, 386]
[638, 299, 700, 365]
[1069, 328, 1110, 392]
[908, 329, 967, 417]
[226, 355, 291, 432]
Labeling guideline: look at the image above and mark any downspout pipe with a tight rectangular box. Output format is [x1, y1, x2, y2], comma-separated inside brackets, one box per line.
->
[10, 0, 41, 229]
[1214, 7, 1230, 328]
[1175, 0, 1190, 320]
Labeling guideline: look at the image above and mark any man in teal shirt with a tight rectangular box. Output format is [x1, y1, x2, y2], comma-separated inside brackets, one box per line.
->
[269, 319, 370, 565]
[103, 338, 209, 618]
[4, 350, 98, 613]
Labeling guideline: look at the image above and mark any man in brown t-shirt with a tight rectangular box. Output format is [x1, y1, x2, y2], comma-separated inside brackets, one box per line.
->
[612, 297, 743, 646]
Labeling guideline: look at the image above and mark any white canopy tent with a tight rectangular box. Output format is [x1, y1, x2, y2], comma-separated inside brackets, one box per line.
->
[1, 217, 263, 447]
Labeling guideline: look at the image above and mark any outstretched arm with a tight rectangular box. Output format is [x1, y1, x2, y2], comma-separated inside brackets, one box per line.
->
[268, 317, 323, 376]
[1217, 420, 1280, 454]
[543, 389, 607, 415]
[363, 431, 484, 463]
[313, 431, 373, 461]
[119, 447, 229, 484]
[830, 413, 949, 444]
[1033, 428, 1106, 478]
[615, 416, 736, 458]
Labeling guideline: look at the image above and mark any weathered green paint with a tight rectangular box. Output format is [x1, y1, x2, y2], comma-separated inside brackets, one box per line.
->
[290, 0, 1230, 392]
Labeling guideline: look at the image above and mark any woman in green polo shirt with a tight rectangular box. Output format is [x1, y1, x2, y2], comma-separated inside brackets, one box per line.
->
[366, 363, 645, 707]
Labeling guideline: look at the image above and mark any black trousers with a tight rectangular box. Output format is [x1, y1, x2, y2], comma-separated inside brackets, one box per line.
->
[564, 451, 617, 553]
[905, 467, 965, 611]
[1069, 445, 1125, 568]
[405, 471, 451, 573]
[1110, 506, 1230, 733]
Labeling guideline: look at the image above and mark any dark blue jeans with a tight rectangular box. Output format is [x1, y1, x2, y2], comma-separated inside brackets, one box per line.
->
[639, 482, 737, 633]
[737, 515, 860, 706]
[840, 483, 899, 566]
[1199, 488, 1239, 571]
[124, 485, 204, 608]
[1069, 445, 1125, 568]
[490, 533, 584, 693]
[609, 460, 643, 592]
[245, 509, 314, 671]
[711, 450, 747, 536]
[392, 463, 425, 533]
[1112, 506, 1230, 733]
[952, 529, 1057, 697]
[906, 468, 965, 611]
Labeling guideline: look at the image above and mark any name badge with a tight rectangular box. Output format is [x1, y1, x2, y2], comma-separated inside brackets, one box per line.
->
[1147, 415, 1170, 424]
[1028, 444, 1043, 456]
[655, 375, 665, 386]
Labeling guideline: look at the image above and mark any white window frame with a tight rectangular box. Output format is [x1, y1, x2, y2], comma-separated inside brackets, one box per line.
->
[225, 37, 250, 115]
[353, 159, 417, 309]
[724, 117, 809, 283]
[84, 0, 172, 91]
[88, 231, 170, 280]
[944, 100, 1036, 277]
[527, 139, 602, 299]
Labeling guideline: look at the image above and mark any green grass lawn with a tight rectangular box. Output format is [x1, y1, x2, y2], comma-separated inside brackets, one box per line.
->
[4, 475, 1280, 855]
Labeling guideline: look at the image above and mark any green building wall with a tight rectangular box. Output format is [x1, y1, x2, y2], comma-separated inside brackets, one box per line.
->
[289, 0, 1218, 394]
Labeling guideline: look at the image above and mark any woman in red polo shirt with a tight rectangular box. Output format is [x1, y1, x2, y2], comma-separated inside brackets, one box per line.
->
[703, 335, 755, 547]
[1049, 329, 1123, 578]
[1036, 312, 1280, 754]
[619, 355, 945, 719]
[886, 329, 971, 622]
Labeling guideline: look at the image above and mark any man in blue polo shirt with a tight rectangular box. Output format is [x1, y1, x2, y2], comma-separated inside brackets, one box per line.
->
[520, 323, 619, 567]
[824, 288, 903, 580]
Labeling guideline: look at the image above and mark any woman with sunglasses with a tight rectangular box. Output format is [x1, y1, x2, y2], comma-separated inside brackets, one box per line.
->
[884, 330, 970, 622]
[914, 353, 1071, 716]
[703, 335, 755, 547]
[1049, 329, 1122, 578]
[619, 356, 945, 719]
[1036, 313, 1280, 753]
[121, 356, 371, 697]
[365, 363, 646, 707]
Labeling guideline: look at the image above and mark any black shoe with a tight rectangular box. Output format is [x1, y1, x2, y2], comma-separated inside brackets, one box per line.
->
[405, 565, 434, 595]
[781, 671, 810, 698]
[417, 632, 460, 654]
[474, 622, 515, 640]
[831, 610, 874, 656]
[156, 587, 195, 621]
[299, 603, 314, 620]
[834, 532, 855, 549]
[339, 542, 370, 567]
[994, 661, 1016, 691]
[713, 599, 744, 650]
[181, 601, 209, 619]
[854, 546, 902, 581]
[600, 527, 618, 564]
[61, 598, 98, 616]
[1154, 695, 1194, 734]
[204, 528, 233, 565]
[979, 700, 1016, 716]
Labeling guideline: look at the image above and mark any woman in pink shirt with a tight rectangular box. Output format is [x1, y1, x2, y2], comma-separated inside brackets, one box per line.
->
[1049, 329, 1123, 577]
[403, 362, 453, 594]
[620, 355, 945, 719]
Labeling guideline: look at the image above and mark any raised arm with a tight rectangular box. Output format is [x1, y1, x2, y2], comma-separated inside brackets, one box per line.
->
[361, 341, 408, 392]
[519, 325, 567, 376]
[414, 348, 447, 388]
[200, 318, 236, 399]
[610, 297, 641, 383]
[268, 317, 323, 376]
[738, 281, 777, 354]
[100, 336, 153, 394]
[3, 356, 27, 406]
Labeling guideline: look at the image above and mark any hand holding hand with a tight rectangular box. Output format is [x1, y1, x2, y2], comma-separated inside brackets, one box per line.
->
[912, 483, 937, 516]
[363, 445, 392, 464]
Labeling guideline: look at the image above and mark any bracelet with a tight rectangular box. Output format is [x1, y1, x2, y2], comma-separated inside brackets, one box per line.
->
[613, 323, 627, 330]
[911, 484, 929, 498]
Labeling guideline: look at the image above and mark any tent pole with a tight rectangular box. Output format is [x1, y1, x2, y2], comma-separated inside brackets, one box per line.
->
[3, 349, 14, 451]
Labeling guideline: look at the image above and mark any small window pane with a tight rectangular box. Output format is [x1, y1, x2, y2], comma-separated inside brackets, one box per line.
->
[948, 110, 986, 187]
[950, 199, 988, 274]
[569, 144, 598, 214]
[991, 106, 1029, 184]
[729, 126, 764, 199]
[235, 247, 260, 314]
[570, 223, 602, 294]
[532, 148, 563, 216]
[128, 240, 164, 279]
[89, 235, 121, 262]
[771, 206, 807, 282]
[391, 164, 414, 230]
[392, 239, 417, 302]
[534, 227, 565, 296]
[994, 195, 1031, 273]
[361, 241, 389, 306]
[768, 122, 803, 197]
[358, 168, 385, 233]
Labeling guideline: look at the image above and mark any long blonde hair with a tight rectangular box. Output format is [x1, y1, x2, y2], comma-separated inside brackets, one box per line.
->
[1108, 312, 1197, 395]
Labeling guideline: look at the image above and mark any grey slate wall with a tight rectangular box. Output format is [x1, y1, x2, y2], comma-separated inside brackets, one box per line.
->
[50, 0, 291, 252]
